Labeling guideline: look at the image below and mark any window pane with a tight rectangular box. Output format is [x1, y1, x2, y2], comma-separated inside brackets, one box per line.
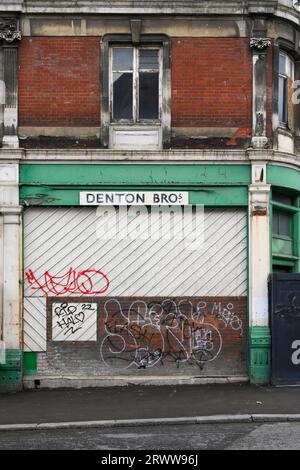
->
[273, 211, 280, 236]
[113, 72, 133, 119]
[139, 49, 159, 70]
[279, 53, 286, 75]
[113, 48, 133, 71]
[139, 72, 159, 119]
[288, 58, 293, 79]
[279, 76, 287, 123]
[273, 210, 291, 237]
[279, 212, 292, 237]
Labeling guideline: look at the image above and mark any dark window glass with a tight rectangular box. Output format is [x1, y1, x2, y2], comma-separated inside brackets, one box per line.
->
[272, 193, 294, 206]
[113, 72, 133, 119]
[279, 53, 286, 75]
[273, 265, 293, 273]
[273, 210, 292, 238]
[113, 48, 133, 71]
[111, 47, 160, 122]
[273, 211, 279, 235]
[139, 72, 159, 119]
[139, 49, 159, 70]
[279, 76, 287, 124]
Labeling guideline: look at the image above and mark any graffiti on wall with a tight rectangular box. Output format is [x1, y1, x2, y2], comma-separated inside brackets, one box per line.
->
[275, 293, 300, 322]
[52, 302, 98, 341]
[99, 298, 244, 370]
[26, 267, 110, 296]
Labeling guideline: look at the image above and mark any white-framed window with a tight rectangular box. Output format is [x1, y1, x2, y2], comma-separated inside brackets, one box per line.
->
[278, 52, 294, 126]
[110, 46, 162, 123]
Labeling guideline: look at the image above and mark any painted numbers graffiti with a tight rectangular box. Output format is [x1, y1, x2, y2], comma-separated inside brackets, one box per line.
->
[99, 298, 244, 370]
[52, 302, 98, 341]
[26, 267, 110, 296]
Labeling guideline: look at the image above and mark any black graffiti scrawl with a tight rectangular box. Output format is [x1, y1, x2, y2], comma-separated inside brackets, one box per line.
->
[99, 297, 246, 371]
[46, 296, 247, 376]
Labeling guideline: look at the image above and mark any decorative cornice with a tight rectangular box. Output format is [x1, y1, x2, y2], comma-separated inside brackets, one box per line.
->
[1, 149, 300, 175]
[0, 18, 21, 43]
[293, 1, 300, 12]
[250, 38, 272, 51]
[0, 2, 299, 28]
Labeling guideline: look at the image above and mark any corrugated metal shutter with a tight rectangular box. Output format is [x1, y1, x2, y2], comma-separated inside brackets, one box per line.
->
[23, 298, 46, 352]
[23, 207, 247, 351]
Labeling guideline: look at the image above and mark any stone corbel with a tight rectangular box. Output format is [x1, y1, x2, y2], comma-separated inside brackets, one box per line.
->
[250, 38, 272, 51]
[249, 182, 270, 217]
[0, 18, 21, 44]
[130, 19, 142, 45]
[293, 1, 300, 12]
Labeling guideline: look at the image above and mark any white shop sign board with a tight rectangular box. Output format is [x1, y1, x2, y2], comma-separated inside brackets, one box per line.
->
[80, 191, 189, 206]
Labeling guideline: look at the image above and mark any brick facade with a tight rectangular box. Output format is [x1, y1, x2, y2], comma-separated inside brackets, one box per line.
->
[171, 38, 252, 128]
[19, 37, 100, 127]
[34, 296, 248, 378]
[18, 36, 273, 145]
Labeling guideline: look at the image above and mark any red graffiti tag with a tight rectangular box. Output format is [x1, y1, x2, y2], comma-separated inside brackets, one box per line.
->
[26, 267, 110, 296]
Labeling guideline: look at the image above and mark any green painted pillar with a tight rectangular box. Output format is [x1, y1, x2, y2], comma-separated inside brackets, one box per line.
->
[0, 349, 23, 393]
[249, 326, 271, 384]
[248, 172, 271, 385]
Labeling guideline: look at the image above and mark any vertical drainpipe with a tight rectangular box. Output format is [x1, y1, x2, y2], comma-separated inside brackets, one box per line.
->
[0, 215, 3, 344]
[0, 17, 21, 149]
[0, 30, 3, 360]
[248, 26, 272, 384]
[0, 17, 22, 392]
[0, 42, 4, 147]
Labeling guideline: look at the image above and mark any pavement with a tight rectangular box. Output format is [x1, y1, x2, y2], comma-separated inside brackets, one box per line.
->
[1, 383, 300, 430]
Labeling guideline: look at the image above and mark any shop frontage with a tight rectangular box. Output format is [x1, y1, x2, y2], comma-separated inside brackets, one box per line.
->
[20, 163, 250, 386]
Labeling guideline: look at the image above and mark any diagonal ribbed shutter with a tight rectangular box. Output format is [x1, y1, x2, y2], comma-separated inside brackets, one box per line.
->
[24, 207, 247, 297]
[23, 297, 46, 352]
[23, 207, 247, 351]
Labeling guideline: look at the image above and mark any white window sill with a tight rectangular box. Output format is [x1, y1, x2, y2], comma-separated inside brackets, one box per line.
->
[109, 125, 162, 150]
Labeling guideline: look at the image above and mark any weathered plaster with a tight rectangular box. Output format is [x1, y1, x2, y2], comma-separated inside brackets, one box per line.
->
[19, 126, 101, 139]
[21, 16, 247, 38]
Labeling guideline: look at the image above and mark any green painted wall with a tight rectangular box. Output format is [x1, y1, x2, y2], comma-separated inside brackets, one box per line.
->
[20, 185, 249, 206]
[20, 163, 251, 206]
[268, 164, 300, 192]
[20, 163, 251, 186]
[23, 352, 37, 376]
[272, 237, 293, 256]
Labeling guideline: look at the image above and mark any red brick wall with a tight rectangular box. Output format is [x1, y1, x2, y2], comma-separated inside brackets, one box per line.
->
[42, 296, 247, 377]
[19, 36, 273, 144]
[19, 37, 100, 127]
[172, 38, 253, 131]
